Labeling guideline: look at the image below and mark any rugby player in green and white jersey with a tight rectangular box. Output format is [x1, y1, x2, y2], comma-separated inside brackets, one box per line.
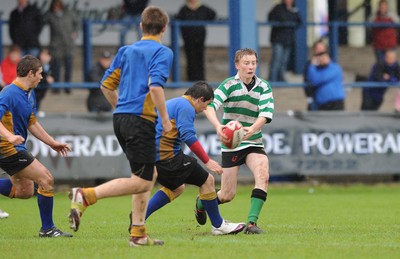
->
[196, 48, 274, 234]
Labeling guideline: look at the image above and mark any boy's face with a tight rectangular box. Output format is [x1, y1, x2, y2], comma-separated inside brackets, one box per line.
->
[235, 54, 257, 79]
[30, 67, 43, 88]
[313, 43, 330, 66]
[194, 98, 212, 114]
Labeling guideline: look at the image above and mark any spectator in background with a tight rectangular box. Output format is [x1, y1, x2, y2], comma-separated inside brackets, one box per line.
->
[361, 49, 400, 111]
[175, 0, 216, 81]
[305, 40, 346, 111]
[303, 40, 318, 111]
[117, 0, 149, 45]
[268, 0, 301, 82]
[9, 0, 44, 57]
[35, 48, 54, 116]
[43, 0, 80, 94]
[0, 45, 22, 88]
[370, 0, 398, 62]
[86, 51, 113, 113]
[123, 0, 149, 20]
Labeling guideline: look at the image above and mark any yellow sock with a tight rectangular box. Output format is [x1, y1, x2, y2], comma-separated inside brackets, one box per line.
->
[9, 186, 16, 198]
[199, 191, 217, 201]
[82, 187, 97, 205]
[160, 187, 175, 202]
[37, 187, 54, 197]
[130, 225, 146, 237]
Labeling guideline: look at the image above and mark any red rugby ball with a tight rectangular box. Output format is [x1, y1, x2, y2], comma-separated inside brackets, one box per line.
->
[222, 120, 245, 149]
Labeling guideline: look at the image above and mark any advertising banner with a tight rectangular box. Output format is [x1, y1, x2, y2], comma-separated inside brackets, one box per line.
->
[23, 112, 400, 180]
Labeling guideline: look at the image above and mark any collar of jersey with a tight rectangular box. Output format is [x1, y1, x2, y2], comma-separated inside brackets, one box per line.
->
[141, 35, 161, 43]
[235, 73, 261, 87]
[12, 80, 30, 91]
[182, 95, 195, 107]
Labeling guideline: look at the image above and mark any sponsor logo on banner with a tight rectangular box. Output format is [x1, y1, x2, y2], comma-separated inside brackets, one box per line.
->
[27, 135, 123, 157]
[29, 132, 399, 159]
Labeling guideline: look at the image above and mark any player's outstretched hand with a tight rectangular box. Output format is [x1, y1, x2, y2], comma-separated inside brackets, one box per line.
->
[205, 159, 223, 175]
[50, 142, 72, 157]
[216, 124, 229, 144]
[7, 135, 25, 145]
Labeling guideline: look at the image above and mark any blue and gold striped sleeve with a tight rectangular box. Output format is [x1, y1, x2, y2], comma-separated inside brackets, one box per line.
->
[101, 46, 126, 90]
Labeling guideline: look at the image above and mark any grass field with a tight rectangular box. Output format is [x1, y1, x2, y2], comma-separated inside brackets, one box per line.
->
[0, 184, 399, 259]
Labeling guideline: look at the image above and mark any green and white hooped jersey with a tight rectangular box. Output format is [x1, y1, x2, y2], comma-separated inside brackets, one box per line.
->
[209, 74, 274, 152]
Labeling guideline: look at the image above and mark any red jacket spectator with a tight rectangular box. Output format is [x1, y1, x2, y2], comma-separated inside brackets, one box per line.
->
[372, 15, 397, 50]
[370, 0, 399, 61]
[0, 46, 22, 87]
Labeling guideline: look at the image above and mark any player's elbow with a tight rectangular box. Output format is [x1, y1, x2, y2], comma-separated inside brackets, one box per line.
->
[149, 85, 163, 94]
[100, 85, 110, 94]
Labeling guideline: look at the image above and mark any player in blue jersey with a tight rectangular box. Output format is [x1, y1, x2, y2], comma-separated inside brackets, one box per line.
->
[144, 81, 245, 235]
[69, 6, 173, 247]
[0, 55, 72, 237]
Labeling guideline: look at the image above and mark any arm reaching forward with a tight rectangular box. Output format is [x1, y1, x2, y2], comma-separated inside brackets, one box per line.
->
[28, 121, 71, 157]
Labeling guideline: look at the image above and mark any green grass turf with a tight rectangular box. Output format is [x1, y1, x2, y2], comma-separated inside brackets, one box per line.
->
[0, 184, 399, 259]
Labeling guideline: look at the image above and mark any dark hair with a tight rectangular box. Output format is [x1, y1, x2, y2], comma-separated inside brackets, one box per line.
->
[17, 55, 42, 77]
[49, 0, 65, 12]
[184, 81, 214, 102]
[234, 48, 258, 64]
[141, 6, 169, 35]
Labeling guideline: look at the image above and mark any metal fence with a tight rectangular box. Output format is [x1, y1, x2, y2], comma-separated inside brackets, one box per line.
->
[2, 19, 400, 90]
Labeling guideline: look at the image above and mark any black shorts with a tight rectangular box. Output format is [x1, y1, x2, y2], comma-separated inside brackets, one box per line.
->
[114, 114, 156, 181]
[155, 151, 209, 190]
[0, 150, 35, 176]
[222, 146, 267, 168]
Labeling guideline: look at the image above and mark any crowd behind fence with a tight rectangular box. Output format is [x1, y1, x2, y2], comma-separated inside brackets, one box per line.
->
[2, 19, 400, 91]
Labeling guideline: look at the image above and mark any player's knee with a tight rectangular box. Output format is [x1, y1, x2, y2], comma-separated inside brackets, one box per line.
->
[219, 190, 235, 203]
[133, 177, 153, 193]
[15, 182, 35, 199]
[37, 170, 54, 191]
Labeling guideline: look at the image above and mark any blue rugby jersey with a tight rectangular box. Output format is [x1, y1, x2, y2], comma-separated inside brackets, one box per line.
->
[0, 81, 37, 158]
[101, 36, 173, 123]
[156, 96, 198, 161]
